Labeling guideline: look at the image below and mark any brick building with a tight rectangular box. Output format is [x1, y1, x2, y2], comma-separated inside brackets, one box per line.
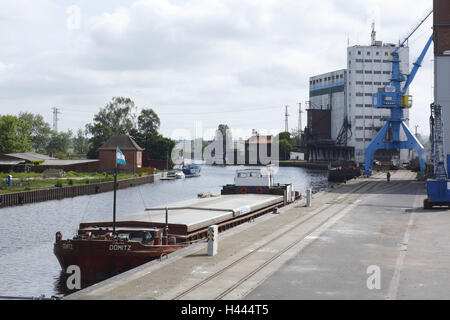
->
[98, 135, 143, 173]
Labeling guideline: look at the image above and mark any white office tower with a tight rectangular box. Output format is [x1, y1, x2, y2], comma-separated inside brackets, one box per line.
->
[347, 30, 410, 164]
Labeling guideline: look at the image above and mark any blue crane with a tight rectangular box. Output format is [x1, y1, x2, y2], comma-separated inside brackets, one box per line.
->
[364, 10, 433, 176]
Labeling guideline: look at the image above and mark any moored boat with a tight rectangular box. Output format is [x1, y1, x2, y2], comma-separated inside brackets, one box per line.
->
[182, 164, 201, 177]
[53, 165, 299, 284]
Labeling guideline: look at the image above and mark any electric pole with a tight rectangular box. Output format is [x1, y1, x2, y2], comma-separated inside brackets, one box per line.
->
[298, 102, 303, 135]
[52, 107, 60, 133]
[285, 106, 289, 133]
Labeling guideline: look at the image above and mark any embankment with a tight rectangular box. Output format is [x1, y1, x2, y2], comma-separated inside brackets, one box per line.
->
[0, 174, 161, 208]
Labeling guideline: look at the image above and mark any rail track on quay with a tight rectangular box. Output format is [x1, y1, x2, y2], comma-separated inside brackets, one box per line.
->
[172, 178, 411, 300]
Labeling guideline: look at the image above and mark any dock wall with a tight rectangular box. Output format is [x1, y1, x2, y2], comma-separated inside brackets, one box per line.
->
[0, 174, 161, 209]
[279, 161, 329, 170]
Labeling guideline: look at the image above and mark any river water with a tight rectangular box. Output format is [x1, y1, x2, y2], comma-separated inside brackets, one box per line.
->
[0, 166, 328, 298]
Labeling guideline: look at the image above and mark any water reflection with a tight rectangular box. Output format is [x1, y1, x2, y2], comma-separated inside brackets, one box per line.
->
[0, 166, 328, 298]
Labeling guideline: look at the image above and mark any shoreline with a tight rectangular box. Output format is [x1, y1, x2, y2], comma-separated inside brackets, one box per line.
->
[0, 173, 161, 208]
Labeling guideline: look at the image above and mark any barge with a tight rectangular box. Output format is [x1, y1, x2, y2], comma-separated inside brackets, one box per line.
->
[54, 166, 299, 283]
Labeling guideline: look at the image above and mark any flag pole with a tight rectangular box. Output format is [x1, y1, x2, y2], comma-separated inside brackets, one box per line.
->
[113, 147, 118, 235]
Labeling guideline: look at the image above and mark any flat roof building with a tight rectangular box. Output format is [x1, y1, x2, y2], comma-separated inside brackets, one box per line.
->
[347, 38, 410, 164]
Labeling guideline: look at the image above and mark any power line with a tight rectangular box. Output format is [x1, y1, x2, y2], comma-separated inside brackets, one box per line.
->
[60, 105, 288, 116]
[298, 102, 303, 134]
[52, 107, 60, 132]
[284, 105, 290, 133]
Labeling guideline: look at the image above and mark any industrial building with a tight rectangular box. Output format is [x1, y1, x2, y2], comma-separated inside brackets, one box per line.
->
[434, 0, 450, 171]
[347, 30, 410, 164]
[305, 70, 354, 162]
[306, 25, 411, 165]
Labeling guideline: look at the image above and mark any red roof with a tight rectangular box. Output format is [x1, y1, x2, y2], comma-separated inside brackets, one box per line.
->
[98, 135, 143, 151]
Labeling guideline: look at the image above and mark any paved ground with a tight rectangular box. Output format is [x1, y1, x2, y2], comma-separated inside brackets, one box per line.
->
[67, 170, 450, 300]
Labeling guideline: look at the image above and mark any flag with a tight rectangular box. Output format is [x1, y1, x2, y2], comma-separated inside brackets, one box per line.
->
[116, 147, 127, 166]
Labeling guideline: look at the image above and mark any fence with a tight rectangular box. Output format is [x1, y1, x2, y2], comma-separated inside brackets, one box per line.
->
[0, 174, 160, 209]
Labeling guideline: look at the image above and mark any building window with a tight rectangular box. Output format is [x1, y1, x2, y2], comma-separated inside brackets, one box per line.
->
[365, 93, 372, 96]
[364, 70, 373, 74]
[356, 104, 364, 107]
[365, 104, 372, 108]
[365, 82, 373, 85]
[367, 52, 370, 56]
[358, 51, 362, 55]
[356, 92, 364, 96]
[374, 82, 382, 85]
[356, 70, 363, 74]
[383, 71, 391, 75]
[356, 59, 364, 62]
[374, 71, 381, 74]
[374, 59, 381, 63]
[356, 81, 363, 85]
[356, 127, 364, 130]
[383, 60, 391, 63]
[365, 59, 372, 63]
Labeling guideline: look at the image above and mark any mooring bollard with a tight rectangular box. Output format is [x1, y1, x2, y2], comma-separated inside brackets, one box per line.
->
[207, 225, 218, 256]
[306, 188, 312, 208]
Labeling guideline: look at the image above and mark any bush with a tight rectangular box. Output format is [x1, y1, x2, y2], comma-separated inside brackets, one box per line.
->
[55, 182, 63, 188]
[68, 179, 73, 186]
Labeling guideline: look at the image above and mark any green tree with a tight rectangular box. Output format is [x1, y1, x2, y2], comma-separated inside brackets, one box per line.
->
[0, 115, 32, 153]
[138, 108, 160, 137]
[218, 124, 229, 137]
[279, 131, 291, 141]
[144, 135, 175, 162]
[132, 108, 161, 150]
[18, 112, 52, 153]
[46, 130, 73, 155]
[216, 124, 232, 164]
[279, 139, 292, 161]
[86, 97, 137, 158]
[277, 132, 292, 161]
[73, 128, 90, 154]
[132, 108, 174, 165]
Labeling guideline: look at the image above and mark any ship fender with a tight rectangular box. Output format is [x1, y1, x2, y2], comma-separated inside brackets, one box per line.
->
[255, 187, 264, 194]
[240, 187, 248, 194]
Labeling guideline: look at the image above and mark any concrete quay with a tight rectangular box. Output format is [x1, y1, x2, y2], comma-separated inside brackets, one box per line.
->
[66, 170, 450, 300]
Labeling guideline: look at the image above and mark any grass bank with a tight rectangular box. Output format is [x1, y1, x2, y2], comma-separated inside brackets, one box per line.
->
[0, 171, 151, 195]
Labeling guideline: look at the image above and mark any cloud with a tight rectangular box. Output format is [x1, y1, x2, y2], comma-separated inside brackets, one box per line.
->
[0, 0, 435, 137]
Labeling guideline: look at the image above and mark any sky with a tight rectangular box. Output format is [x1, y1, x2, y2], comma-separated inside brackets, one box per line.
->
[0, 0, 435, 140]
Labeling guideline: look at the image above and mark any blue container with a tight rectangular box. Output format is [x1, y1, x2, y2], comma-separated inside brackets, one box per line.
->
[7, 175, 12, 186]
[427, 180, 450, 203]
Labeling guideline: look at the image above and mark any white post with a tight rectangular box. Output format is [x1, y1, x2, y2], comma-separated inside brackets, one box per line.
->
[208, 225, 218, 256]
[306, 188, 312, 207]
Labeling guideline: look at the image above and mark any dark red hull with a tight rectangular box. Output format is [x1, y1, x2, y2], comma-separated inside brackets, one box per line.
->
[54, 239, 187, 282]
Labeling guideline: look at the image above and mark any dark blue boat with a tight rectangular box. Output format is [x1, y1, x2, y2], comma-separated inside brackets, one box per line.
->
[182, 164, 201, 177]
